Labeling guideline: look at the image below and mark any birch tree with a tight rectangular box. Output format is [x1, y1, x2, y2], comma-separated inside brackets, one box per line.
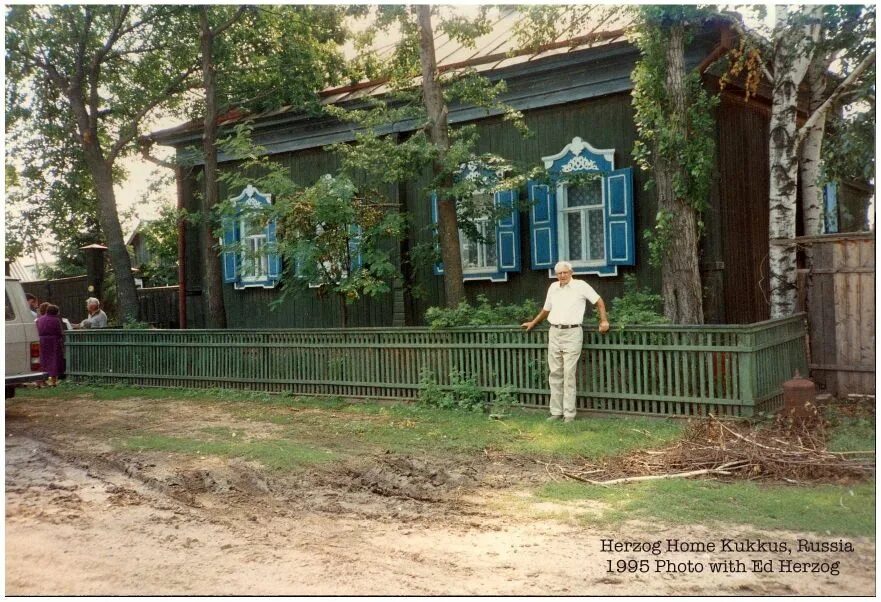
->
[766, 5, 821, 318]
[797, 6, 875, 240]
[729, 6, 875, 316]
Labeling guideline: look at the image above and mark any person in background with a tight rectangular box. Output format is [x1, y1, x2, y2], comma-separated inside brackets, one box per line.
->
[36, 304, 65, 387]
[75, 297, 108, 329]
[37, 302, 49, 318]
[26, 293, 39, 318]
[520, 261, 610, 423]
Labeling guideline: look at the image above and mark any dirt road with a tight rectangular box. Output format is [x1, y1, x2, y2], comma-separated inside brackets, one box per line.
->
[6, 395, 875, 595]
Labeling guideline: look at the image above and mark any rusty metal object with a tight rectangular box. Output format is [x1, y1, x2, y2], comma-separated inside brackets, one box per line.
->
[783, 371, 818, 419]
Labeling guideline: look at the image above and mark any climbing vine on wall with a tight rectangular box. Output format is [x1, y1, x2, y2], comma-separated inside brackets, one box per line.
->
[630, 6, 719, 267]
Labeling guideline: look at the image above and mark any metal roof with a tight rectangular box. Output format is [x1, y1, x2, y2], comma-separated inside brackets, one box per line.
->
[151, 7, 630, 143]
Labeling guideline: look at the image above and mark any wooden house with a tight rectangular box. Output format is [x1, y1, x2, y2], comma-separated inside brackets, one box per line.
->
[150, 11, 865, 329]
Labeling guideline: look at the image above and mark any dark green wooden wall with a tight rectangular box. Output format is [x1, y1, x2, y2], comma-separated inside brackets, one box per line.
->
[184, 92, 756, 328]
[402, 92, 660, 323]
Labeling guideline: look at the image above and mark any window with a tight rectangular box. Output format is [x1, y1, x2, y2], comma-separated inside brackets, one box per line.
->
[460, 192, 498, 273]
[559, 179, 605, 265]
[5, 292, 16, 321]
[221, 185, 281, 290]
[823, 182, 839, 234]
[239, 216, 269, 283]
[528, 137, 635, 278]
[430, 164, 521, 282]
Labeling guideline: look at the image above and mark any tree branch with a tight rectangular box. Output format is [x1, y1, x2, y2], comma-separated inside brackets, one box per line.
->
[211, 6, 248, 38]
[796, 50, 876, 148]
[137, 136, 177, 169]
[107, 64, 201, 163]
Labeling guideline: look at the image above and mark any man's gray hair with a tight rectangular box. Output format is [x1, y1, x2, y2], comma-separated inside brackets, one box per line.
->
[554, 261, 574, 273]
[85, 297, 101, 307]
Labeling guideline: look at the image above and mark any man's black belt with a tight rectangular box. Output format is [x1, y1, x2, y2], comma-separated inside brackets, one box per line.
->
[550, 324, 581, 329]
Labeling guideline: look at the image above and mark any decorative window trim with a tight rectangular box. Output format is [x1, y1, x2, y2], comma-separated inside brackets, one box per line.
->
[528, 136, 635, 278]
[222, 185, 281, 290]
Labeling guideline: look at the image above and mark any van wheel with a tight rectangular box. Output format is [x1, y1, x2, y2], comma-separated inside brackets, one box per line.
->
[5, 386, 15, 399]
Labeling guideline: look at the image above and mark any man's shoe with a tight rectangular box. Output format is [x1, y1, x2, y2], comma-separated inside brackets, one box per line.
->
[546, 415, 562, 421]
[564, 416, 575, 423]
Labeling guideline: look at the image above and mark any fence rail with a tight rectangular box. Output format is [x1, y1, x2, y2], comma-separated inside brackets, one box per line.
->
[65, 315, 808, 418]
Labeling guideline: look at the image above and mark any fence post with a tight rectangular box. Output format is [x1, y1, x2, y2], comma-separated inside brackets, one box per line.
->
[737, 330, 757, 417]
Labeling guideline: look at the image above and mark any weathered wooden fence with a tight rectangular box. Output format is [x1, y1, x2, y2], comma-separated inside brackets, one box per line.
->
[66, 315, 807, 418]
[800, 233, 875, 396]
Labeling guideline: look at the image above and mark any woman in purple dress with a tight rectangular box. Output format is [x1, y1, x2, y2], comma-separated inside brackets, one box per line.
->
[36, 304, 65, 386]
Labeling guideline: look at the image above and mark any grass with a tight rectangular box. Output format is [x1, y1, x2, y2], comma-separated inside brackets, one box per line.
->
[535, 479, 876, 537]
[121, 434, 337, 470]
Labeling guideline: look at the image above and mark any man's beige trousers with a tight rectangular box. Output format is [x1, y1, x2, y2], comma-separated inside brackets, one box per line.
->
[547, 327, 583, 418]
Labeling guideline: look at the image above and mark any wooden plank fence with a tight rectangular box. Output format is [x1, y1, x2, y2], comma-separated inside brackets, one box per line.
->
[65, 315, 808, 418]
[801, 233, 875, 396]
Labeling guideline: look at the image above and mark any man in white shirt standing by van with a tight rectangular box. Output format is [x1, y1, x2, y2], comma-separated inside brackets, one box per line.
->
[521, 261, 609, 422]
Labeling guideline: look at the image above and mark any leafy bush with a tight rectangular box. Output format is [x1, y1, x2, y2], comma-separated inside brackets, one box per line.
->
[607, 274, 668, 327]
[488, 386, 518, 418]
[425, 294, 538, 328]
[417, 367, 486, 412]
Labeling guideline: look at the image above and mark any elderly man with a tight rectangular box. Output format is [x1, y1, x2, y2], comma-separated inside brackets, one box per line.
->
[521, 261, 609, 422]
[25, 293, 39, 318]
[75, 297, 108, 329]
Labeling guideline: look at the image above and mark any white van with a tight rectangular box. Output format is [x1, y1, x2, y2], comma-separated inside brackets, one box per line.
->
[5, 277, 47, 398]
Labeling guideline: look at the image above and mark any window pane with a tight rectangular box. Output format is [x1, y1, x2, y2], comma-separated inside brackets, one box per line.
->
[461, 235, 480, 269]
[588, 209, 605, 261]
[567, 181, 602, 207]
[5, 292, 15, 321]
[484, 222, 497, 266]
[567, 212, 583, 260]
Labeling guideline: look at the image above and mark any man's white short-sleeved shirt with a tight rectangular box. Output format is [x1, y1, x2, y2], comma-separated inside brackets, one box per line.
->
[543, 279, 600, 325]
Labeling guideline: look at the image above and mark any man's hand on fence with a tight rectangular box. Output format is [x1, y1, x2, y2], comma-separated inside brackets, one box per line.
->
[599, 320, 610, 334]
[520, 321, 535, 332]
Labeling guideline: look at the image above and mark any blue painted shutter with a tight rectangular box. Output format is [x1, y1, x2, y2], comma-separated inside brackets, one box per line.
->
[266, 219, 280, 282]
[495, 189, 520, 273]
[604, 167, 635, 266]
[823, 182, 839, 234]
[528, 180, 557, 269]
[348, 224, 363, 271]
[222, 216, 238, 283]
[430, 191, 444, 275]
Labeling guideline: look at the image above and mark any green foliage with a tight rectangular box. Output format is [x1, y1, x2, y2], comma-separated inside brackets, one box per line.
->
[607, 274, 668, 326]
[130, 202, 182, 287]
[216, 124, 407, 313]
[630, 6, 719, 267]
[417, 368, 486, 412]
[425, 295, 539, 328]
[488, 386, 519, 419]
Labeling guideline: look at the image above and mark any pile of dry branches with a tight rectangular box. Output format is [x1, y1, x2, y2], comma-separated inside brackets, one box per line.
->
[548, 415, 875, 486]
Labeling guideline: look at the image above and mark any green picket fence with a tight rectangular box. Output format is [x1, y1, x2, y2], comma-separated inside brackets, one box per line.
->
[65, 314, 808, 418]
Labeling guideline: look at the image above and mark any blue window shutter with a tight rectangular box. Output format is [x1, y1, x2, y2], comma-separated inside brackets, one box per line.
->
[348, 224, 363, 271]
[222, 216, 238, 283]
[528, 180, 557, 269]
[266, 219, 280, 281]
[495, 189, 520, 273]
[823, 182, 839, 234]
[430, 191, 444, 275]
[604, 167, 635, 266]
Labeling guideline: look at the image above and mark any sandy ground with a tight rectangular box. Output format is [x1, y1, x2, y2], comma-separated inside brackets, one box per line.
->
[5, 395, 876, 596]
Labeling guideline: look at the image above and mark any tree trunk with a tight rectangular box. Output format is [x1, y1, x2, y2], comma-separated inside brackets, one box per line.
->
[83, 149, 141, 323]
[798, 56, 828, 270]
[199, 8, 228, 329]
[768, 5, 818, 318]
[415, 5, 465, 308]
[657, 24, 704, 324]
